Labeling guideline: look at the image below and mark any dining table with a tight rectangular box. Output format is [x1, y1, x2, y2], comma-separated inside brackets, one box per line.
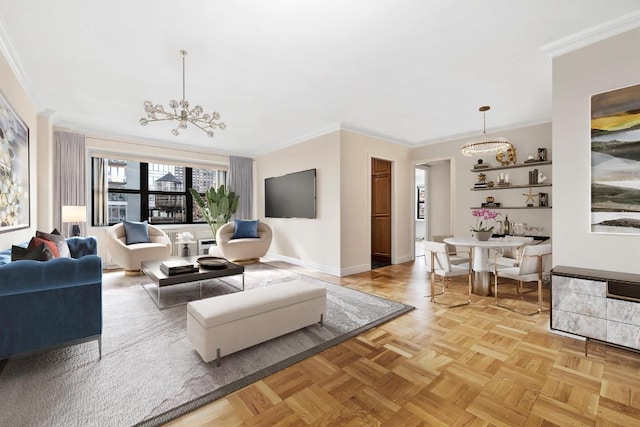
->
[443, 237, 524, 296]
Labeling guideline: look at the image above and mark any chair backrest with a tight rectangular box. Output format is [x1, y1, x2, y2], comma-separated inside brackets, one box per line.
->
[518, 243, 552, 276]
[423, 240, 452, 273]
[502, 235, 534, 259]
[432, 234, 457, 255]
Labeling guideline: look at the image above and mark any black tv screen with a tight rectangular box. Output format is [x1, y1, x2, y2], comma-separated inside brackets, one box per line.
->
[265, 169, 316, 218]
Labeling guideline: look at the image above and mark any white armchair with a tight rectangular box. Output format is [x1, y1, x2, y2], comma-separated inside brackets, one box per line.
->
[106, 223, 171, 274]
[216, 221, 272, 262]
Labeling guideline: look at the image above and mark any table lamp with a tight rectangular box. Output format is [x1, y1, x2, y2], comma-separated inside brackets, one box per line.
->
[62, 205, 86, 237]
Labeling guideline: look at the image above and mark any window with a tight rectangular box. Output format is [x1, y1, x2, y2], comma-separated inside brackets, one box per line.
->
[92, 157, 226, 226]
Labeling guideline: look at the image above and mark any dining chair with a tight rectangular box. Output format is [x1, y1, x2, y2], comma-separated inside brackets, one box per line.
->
[433, 234, 469, 265]
[424, 240, 472, 307]
[493, 243, 552, 315]
[491, 236, 535, 269]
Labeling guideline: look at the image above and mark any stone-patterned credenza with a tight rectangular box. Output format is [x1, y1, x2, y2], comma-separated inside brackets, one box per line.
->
[551, 265, 640, 355]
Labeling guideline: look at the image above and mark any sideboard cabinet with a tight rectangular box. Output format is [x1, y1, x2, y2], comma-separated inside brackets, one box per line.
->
[551, 266, 640, 354]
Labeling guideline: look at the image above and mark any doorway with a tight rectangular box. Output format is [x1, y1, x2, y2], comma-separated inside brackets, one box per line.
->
[415, 158, 453, 255]
[371, 158, 392, 269]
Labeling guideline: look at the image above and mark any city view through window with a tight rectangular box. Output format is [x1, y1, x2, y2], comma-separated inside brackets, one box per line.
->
[97, 157, 225, 225]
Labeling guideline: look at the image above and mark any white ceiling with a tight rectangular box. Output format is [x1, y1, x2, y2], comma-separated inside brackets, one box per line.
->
[1, 1, 640, 157]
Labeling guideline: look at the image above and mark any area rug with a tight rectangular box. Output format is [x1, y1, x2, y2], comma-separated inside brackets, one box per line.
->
[0, 261, 413, 427]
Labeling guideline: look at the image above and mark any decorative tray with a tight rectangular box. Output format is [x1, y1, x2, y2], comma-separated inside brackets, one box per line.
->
[196, 256, 228, 269]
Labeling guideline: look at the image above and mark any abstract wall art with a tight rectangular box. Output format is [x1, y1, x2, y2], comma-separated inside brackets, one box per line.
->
[0, 91, 29, 232]
[591, 83, 640, 234]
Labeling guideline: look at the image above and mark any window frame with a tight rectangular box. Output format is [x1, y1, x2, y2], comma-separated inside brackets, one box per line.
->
[92, 157, 224, 226]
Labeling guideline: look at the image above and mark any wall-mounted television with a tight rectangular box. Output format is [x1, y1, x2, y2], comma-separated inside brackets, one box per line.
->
[265, 169, 316, 218]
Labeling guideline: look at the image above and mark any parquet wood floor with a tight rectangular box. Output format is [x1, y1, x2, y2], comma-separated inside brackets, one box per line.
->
[166, 258, 640, 426]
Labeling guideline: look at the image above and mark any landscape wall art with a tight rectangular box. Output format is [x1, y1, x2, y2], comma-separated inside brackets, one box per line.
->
[591, 83, 640, 234]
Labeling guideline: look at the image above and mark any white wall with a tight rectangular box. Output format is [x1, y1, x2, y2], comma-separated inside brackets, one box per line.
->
[255, 129, 413, 276]
[256, 131, 342, 275]
[427, 160, 452, 238]
[340, 130, 413, 274]
[411, 122, 553, 239]
[553, 27, 640, 272]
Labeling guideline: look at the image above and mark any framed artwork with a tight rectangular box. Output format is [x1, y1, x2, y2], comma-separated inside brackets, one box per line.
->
[591, 83, 640, 234]
[0, 91, 30, 232]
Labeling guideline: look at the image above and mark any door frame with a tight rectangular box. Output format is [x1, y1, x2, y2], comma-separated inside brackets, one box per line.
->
[412, 155, 456, 260]
[368, 154, 396, 268]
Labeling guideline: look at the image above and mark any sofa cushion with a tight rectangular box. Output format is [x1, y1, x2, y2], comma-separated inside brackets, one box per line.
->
[36, 230, 71, 258]
[231, 220, 259, 239]
[123, 220, 151, 245]
[29, 236, 60, 258]
[12, 243, 55, 262]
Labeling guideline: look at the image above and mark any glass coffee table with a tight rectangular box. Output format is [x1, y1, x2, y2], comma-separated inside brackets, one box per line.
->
[141, 256, 244, 310]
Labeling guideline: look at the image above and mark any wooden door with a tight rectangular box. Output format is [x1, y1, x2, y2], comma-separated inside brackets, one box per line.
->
[371, 158, 391, 264]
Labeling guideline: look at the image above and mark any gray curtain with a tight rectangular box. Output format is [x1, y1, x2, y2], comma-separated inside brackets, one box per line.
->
[227, 156, 253, 220]
[53, 131, 86, 236]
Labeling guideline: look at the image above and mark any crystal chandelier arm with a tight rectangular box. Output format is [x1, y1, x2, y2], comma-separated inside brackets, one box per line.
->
[139, 49, 225, 138]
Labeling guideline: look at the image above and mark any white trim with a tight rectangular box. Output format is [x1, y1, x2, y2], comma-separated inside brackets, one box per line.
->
[264, 253, 343, 277]
[252, 122, 342, 156]
[414, 119, 550, 148]
[540, 10, 640, 58]
[340, 263, 371, 277]
[340, 123, 412, 147]
[395, 254, 413, 264]
[0, 16, 40, 109]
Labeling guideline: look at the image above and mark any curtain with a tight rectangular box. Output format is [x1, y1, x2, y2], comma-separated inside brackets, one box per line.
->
[227, 156, 253, 220]
[92, 157, 108, 226]
[53, 131, 86, 236]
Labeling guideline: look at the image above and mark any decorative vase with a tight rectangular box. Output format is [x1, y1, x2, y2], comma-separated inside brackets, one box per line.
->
[473, 231, 493, 241]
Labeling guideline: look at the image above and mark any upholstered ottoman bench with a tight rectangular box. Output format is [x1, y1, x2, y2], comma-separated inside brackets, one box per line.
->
[187, 280, 326, 365]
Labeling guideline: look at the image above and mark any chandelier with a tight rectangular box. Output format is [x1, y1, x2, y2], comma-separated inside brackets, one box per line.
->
[140, 50, 226, 138]
[460, 106, 510, 156]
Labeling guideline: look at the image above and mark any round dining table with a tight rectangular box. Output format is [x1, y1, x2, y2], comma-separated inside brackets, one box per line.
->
[443, 237, 523, 296]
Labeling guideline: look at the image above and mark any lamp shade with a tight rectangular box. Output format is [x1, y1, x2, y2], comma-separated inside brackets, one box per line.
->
[62, 205, 87, 223]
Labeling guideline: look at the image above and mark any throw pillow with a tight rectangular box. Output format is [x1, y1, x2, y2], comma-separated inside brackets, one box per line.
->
[12, 243, 55, 262]
[231, 219, 259, 239]
[36, 230, 71, 258]
[27, 236, 60, 258]
[123, 220, 151, 245]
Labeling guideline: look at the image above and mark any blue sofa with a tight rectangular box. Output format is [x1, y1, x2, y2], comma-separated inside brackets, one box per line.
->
[0, 236, 103, 360]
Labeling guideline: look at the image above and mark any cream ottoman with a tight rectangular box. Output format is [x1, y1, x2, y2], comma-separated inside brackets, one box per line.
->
[187, 280, 326, 365]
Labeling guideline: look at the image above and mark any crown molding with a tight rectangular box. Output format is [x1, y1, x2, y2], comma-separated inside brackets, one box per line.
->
[251, 122, 342, 156]
[540, 10, 640, 58]
[0, 16, 41, 109]
[413, 118, 551, 148]
[339, 122, 412, 147]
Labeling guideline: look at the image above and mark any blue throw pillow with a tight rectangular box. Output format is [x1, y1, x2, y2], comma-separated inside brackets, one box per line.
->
[123, 220, 151, 245]
[231, 220, 259, 239]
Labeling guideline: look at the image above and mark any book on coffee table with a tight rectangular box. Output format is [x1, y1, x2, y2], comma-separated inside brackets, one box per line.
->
[160, 260, 199, 276]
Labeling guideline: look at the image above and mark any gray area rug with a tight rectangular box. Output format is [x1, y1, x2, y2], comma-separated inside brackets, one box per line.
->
[0, 261, 413, 427]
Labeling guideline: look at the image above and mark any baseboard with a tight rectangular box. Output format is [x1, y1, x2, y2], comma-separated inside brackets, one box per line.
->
[265, 253, 343, 277]
[395, 254, 413, 264]
[340, 264, 371, 277]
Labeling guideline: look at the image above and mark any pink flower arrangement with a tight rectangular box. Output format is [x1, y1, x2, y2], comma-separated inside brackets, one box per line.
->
[470, 208, 500, 232]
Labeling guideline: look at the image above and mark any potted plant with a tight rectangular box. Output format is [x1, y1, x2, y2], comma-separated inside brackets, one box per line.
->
[470, 208, 500, 241]
[189, 185, 239, 242]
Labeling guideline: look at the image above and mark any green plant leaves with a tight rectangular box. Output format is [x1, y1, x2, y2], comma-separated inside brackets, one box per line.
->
[189, 185, 240, 238]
